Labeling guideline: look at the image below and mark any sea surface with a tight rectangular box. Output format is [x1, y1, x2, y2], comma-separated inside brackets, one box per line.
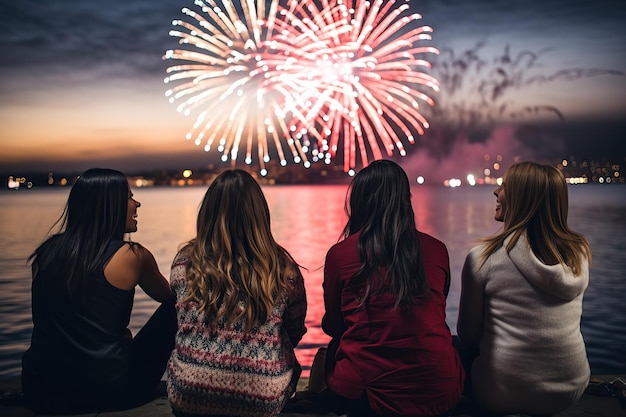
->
[1, 184, 625, 379]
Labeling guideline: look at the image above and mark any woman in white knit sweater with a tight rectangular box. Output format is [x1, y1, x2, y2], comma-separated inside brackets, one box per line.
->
[457, 161, 592, 416]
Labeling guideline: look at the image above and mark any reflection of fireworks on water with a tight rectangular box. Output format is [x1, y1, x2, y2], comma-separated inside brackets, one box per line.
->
[164, 0, 439, 174]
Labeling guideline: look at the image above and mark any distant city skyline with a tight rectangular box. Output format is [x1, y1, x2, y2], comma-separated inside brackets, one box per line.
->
[1, 0, 625, 180]
[6, 152, 623, 191]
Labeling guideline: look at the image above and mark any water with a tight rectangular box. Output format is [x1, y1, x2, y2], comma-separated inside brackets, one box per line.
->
[1, 184, 625, 379]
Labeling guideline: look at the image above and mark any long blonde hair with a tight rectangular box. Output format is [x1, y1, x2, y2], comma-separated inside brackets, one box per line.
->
[480, 161, 591, 275]
[181, 170, 298, 329]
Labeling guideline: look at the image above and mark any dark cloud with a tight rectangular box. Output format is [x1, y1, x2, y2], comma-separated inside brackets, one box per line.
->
[0, 0, 180, 78]
[421, 0, 626, 32]
[3, 0, 624, 76]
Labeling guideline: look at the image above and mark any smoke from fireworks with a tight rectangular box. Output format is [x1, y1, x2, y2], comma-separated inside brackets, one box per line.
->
[164, 0, 439, 174]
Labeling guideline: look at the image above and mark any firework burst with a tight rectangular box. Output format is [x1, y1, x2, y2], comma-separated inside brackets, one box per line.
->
[164, 0, 439, 174]
[272, 0, 440, 172]
[164, 0, 309, 175]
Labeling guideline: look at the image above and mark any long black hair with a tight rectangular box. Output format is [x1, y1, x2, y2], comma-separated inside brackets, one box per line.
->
[28, 168, 130, 296]
[343, 160, 429, 307]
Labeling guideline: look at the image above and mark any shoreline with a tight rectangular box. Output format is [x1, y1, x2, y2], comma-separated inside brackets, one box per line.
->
[1, 375, 624, 417]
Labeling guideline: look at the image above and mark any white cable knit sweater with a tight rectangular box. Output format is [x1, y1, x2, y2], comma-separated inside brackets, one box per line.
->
[457, 234, 590, 416]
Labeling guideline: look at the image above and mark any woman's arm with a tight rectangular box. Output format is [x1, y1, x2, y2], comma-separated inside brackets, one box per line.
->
[456, 251, 484, 347]
[321, 247, 346, 338]
[283, 269, 307, 347]
[105, 243, 174, 302]
[136, 245, 174, 302]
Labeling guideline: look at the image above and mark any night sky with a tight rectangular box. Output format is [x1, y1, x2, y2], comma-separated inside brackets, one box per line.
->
[1, 0, 625, 179]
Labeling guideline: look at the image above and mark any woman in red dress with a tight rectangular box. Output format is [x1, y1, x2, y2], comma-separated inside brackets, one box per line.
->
[322, 160, 464, 417]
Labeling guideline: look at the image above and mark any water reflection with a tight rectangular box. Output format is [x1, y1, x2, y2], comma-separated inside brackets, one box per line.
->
[0, 184, 624, 378]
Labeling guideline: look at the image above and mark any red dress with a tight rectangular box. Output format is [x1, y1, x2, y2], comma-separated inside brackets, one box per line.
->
[322, 231, 464, 417]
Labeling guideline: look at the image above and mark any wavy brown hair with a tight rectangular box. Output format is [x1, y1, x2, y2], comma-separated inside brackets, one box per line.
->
[480, 161, 591, 275]
[181, 170, 298, 329]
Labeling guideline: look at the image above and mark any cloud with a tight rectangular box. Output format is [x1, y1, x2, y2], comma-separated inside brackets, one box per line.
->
[400, 124, 545, 183]
[0, 1, 177, 79]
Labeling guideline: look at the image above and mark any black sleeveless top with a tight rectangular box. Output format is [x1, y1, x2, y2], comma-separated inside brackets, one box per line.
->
[23, 238, 135, 386]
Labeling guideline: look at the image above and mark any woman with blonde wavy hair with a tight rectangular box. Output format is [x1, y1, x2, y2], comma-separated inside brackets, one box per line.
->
[167, 169, 307, 417]
[457, 161, 592, 416]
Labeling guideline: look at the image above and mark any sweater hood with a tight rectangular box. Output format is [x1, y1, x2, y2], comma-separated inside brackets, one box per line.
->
[506, 234, 588, 301]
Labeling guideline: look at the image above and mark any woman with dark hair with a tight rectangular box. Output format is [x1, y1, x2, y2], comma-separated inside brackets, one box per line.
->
[167, 169, 307, 417]
[322, 160, 464, 417]
[22, 168, 176, 414]
[457, 161, 591, 416]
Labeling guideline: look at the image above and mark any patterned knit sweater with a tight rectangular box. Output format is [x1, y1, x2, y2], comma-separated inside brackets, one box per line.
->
[167, 252, 307, 417]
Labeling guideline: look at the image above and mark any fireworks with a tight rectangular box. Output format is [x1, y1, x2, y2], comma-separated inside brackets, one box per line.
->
[164, 0, 439, 174]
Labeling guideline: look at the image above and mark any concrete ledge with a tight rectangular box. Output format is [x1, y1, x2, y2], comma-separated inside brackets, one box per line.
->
[1, 376, 624, 417]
